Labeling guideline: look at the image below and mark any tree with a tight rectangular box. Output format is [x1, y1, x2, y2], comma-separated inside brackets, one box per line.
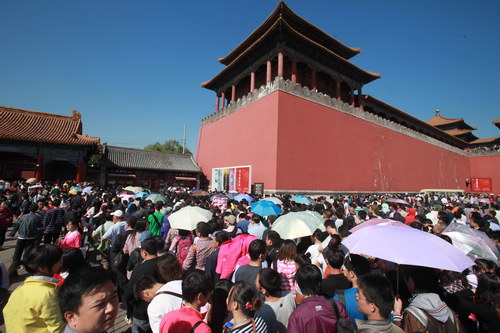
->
[144, 139, 191, 154]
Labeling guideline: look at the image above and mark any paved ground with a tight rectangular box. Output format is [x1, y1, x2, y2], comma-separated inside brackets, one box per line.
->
[0, 227, 130, 333]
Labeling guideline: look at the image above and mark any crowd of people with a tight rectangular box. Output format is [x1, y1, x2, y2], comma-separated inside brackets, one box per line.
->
[0, 179, 499, 333]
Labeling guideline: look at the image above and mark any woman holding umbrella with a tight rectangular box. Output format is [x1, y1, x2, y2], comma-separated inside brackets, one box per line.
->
[393, 265, 464, 332]
[459, 273, 500, 333]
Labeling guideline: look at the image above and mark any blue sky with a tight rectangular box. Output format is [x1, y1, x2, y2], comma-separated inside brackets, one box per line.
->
[1, 0, 499, 153]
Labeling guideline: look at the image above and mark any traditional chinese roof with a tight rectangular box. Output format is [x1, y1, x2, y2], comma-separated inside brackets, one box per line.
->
[470, 137, 500, 145]
[105, 146, 201, 172]
[494, 119, 500, 130]
[203, 2, 380, 91]
[218, 1, 360, 66]
[0, 106, 99, 145]
[363, 95, 468, 147]
[443, 129, 479, 143]
[443, 129, 475, 136]
[425, 112, 475, 130]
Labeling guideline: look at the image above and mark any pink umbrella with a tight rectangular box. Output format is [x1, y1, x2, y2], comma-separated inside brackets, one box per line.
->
[119, 190, 135, 196]
[386, 198, 410, 206]
[342, 225, 474, 272]
[350, 218, 410, 233]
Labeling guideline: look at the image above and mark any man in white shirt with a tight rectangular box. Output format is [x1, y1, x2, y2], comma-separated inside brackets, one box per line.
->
[135, 275, 183, 333]
[248, 215, 267, 240]
[102, 210, 126, 247]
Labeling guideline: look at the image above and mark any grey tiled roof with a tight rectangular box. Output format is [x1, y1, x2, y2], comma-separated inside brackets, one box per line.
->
[106, 146, 201, 172]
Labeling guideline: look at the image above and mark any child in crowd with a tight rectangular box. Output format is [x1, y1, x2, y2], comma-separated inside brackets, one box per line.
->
[224, 281, 268, 333]
[4, 244, 65, 332]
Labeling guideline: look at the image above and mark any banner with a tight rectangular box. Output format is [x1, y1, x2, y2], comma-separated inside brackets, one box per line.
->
[212, 168, 224, 191]
[235, 167, 250, 193]
[471, 178, 492, 193]
[211, 165, 251, 192]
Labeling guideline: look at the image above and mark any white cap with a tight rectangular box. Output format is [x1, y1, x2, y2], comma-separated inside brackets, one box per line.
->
[111, 210, 124, 217]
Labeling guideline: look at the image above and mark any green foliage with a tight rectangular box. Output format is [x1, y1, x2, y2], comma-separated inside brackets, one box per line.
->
[144, 139, 191, 154]
[88, 154, 102, 167]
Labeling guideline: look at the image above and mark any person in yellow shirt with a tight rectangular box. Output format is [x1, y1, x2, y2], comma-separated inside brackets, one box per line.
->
[4, 244, 65, 333]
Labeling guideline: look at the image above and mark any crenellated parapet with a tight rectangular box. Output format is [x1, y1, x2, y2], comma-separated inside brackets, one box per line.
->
[201, 77, 471, 156]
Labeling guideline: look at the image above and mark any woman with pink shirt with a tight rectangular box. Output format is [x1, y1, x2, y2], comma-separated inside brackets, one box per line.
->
[275, 240, 298, 294]
[58, 220, 82, 251]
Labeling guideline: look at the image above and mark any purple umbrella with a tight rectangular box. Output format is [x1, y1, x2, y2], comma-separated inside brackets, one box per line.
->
[342, 225, 474, 272]
[386, 198, 410, 206]
[350, 218, 410, 233]
[234, 193, 254, 203]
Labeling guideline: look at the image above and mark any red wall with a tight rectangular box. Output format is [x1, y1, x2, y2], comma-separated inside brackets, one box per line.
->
[275, 92, 471, 193]
[469, 155, 500, 194]
[196, 93, 280, 189]
[197, 91, 498, 194]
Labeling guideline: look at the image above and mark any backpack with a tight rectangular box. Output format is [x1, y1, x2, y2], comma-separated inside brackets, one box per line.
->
[177, 236, 192, 264]
[327, 298, 356, 333]
[216, 234, 258, 279]
[405, 305, 457, 333]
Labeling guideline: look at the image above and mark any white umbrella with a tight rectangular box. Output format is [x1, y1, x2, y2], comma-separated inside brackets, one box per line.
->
[169, 206, 213, 231]
[262, 197, 283, 205]
[26, 177, 36, 184]
[301, 210, 325, 231]
[28, 184, 43, 192]
[82, 186, 93, 194]
[146, 193, 167, 203]
[118, 194, 135, 202]
[271, 211, 324, 239]
[443, 231, 498, 263]
[126, 186, 144, 194]
[444, 222, 499, 263]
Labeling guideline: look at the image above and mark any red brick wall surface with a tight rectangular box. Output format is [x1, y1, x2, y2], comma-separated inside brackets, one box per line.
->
[469, 155, 500, 194]
[197, 91, 497, 194]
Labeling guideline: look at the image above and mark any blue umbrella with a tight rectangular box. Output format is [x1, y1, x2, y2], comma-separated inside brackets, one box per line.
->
[234, 193, 254, 203]
[135, 191, 149, 198]
[250, 200, 282, 217]
[70, 186, 82, 192]
[291, 195, 314, 205]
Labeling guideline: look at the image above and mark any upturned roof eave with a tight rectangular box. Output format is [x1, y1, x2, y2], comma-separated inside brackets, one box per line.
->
[218, 1, 360, 66]
[203, 18, 379, 91]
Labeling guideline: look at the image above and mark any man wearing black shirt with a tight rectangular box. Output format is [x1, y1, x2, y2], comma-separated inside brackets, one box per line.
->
[125, 237, 161, 333]
[321, 249, 351, 298]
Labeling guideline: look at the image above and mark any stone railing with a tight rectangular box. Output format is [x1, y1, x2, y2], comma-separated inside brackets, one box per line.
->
[201, 77, 475, 156]
[466, 149, 500, 157]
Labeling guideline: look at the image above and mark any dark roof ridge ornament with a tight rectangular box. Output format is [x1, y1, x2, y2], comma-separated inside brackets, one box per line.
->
[71, 109, 81, 120]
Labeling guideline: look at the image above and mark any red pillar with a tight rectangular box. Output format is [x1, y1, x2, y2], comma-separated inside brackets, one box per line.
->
[231, 85, 236, 103]
[358, 87, 364, 110]
[277, 51, 284, 77]
[76, 161, 87, 183]
[291, 57, 297, 84]
[350, 88, 355, 106]
[35, 152, 43, 182]
[221, 92, 225, 108]
[215, 94, 219, 112]
[335, 81, 341, 101]
[266, 60, 272, 83]
[250, 72, 255, 92]
[311, 68, 317, 90]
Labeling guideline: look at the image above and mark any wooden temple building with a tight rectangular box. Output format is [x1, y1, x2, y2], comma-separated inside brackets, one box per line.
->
[196, 2, 500, 194]
[0, 106, 201, 188]
[0, 106, 99, 182]
[101, 145, 201, 189]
